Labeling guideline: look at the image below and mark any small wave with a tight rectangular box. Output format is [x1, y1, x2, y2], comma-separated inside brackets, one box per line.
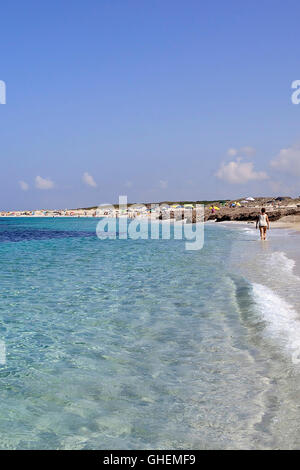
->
[265, 252, 300, 292]
[252, 283, 300, 364]
[269, 251, 296, 275]
[242, 228, 257, 236]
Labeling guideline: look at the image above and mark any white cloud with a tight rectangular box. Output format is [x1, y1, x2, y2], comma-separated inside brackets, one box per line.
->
[35, 175, 54, 190]
[82, 172, 97, 187]
[271, 145, 300, 176]
[159, 180, 168, 189]
[227, 148, 237, 157]
[19, 180, 29, 191]
[216, 159, 268, 184]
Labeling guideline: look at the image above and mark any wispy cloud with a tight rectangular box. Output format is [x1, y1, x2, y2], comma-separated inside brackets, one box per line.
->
[227, 146, 255, 157]
[82, 172, 97, 187]
[216, 158, 268, 184]
[159, 180, 168, 189]
[35, 175, 54, 190]
[19, 180, 29, 191]
[227, 148, 238, 157]
[240, 146, 256, 156]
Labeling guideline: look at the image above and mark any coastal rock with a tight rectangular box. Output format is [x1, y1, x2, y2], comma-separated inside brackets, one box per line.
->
[207, 207, 300, 223]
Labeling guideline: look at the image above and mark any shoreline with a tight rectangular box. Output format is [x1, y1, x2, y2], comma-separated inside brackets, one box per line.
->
[216, 217, 300, 233]
[3, 214, 300, 232]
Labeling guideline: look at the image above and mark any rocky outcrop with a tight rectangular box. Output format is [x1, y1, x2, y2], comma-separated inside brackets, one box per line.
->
[206, 207, 300, 223]
[158, 205, 300, 224]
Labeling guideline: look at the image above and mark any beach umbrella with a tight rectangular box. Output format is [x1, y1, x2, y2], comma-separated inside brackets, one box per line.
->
[184, 204, 194, 208]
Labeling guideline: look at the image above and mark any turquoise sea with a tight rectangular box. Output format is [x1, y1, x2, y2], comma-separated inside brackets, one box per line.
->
[1, 217, 300, 449]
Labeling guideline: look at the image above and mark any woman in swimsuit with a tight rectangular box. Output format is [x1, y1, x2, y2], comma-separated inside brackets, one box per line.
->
[256, 207, 270, 240]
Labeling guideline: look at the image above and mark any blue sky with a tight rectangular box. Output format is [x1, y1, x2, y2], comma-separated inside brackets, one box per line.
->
[1, 0, 300, 210]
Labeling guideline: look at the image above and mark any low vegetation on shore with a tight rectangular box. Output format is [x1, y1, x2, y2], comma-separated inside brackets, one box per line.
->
[2, 196, 300, 224]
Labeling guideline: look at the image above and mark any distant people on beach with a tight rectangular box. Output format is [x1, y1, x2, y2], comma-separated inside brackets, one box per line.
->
[256, 208, 270, 240]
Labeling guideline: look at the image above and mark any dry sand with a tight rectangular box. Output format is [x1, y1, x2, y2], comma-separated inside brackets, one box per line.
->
[217, 216, 300, 233]
[271, 215, 300, 232]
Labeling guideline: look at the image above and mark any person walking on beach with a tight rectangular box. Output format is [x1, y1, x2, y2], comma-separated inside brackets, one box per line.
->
[256, 208, 270, 240]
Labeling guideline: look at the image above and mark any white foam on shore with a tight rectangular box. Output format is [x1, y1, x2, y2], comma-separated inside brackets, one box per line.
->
[223, 217, 300, 364]
[264, 251, 300, 290]
[252, 283, 300, 363]
[269, 251, 296, 274]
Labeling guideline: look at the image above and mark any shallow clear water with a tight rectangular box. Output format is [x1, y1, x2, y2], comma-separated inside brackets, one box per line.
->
[0, 218, 300, 449]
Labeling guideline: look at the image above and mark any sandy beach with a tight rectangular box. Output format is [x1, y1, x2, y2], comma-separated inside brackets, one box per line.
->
[2, 196, 300, 224]
[271, 215, 300, 232]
